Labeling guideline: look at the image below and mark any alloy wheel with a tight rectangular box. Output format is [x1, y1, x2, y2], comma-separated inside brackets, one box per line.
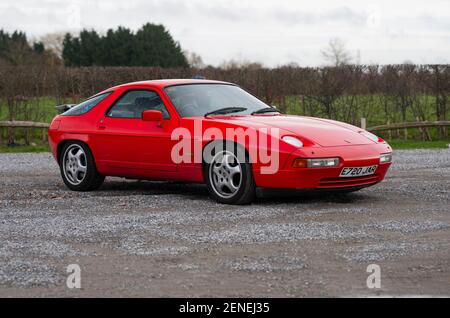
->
[209, 151, 243, 198]
[62, 144, 87, 185]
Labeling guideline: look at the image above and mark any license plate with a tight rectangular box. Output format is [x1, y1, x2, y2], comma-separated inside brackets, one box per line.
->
[340, 165, 377, 178]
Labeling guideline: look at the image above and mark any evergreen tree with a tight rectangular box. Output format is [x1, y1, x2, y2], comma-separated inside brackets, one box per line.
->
[0, 29, 47, 65]
[100, 27, 135, 66]
[133, 23, 188, 67]
[61, 23, 189, 67]
[78, 30, 102, 66]
[62, 33, 80, 66]
[33, 42, 45, 54]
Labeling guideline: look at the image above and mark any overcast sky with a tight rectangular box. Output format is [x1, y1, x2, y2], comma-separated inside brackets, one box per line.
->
[1, 0, 449, 66]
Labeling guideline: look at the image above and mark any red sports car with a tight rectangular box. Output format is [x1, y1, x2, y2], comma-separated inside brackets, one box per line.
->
[48, 79, 392, 204]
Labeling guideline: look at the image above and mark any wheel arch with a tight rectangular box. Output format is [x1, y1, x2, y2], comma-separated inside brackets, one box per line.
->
[202, 138, 251, 158]
[201, 139, 252, 180]
[57, 139, 91, 164]
[201, 139, 256, 204]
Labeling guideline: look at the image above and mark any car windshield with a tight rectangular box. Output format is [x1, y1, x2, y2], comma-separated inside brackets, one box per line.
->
[164, 84, 271, 117]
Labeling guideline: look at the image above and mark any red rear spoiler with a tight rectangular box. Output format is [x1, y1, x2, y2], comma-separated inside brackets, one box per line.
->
[56, 104, 76, 114]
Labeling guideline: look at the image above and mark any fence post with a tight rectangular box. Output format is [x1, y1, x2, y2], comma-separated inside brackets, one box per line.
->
[360, 118, 366, 130]
[42, 128, 48, 143]
[7, 127, 15, 146]
[387, 120, 392, 140]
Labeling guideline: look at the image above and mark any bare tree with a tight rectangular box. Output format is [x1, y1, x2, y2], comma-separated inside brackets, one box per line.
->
[219, 58, 264, 70]
[184, 51, 205, 69]
[1, 63, 448, 146]
[38, 33, 65, 58]
[321, 38, 352, 66]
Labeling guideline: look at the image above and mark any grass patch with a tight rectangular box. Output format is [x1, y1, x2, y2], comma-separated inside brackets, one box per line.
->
[0, 145, 50, 153]
[387, 139, 450, 150]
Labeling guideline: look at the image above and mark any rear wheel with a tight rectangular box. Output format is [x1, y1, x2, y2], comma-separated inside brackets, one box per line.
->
[59, 141, 105, 191]
[204, 143, 255, 205]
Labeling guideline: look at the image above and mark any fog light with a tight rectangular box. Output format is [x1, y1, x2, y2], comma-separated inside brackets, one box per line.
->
[293, 158, 340, 168]
[380, 153, 392, 163]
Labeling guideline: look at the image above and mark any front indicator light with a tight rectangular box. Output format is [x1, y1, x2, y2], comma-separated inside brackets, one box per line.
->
[293, 159, 308, 168]
[293, 158, 340, 168]
[380, 153, 392, 163]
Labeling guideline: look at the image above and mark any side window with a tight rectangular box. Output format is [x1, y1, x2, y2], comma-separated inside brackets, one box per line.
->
[63, 92, 111, 116]
[106, 90, 170, 119]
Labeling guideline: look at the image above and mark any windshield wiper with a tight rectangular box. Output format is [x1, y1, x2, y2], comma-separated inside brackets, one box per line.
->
[251, 107, 280, 115]
[204, 107, 247, 117]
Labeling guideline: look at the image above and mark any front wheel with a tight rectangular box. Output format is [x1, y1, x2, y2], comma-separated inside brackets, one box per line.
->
[204, 144, 255, 205]
[59, 141, 105, 191]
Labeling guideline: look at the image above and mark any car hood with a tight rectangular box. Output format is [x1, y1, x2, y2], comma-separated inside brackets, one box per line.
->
[222, 115, 374, 147]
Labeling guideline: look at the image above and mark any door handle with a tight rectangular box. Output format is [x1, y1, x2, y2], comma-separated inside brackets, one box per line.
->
[98, 119, 106, 129]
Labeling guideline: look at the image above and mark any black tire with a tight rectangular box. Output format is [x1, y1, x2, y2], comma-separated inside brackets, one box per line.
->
[204, 142, 256, 205]
[59, 141, 105, 191]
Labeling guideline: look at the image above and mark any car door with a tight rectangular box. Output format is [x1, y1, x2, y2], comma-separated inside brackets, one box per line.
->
[93, 88, 179, 173]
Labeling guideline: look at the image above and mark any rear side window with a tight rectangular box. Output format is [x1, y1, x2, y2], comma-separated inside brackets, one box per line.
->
[63, 92, 111, 116]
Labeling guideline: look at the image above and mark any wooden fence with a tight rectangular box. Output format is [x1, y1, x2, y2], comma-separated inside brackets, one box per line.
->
[0, 121, 50, 129]
[367, 121, 450, 132]
[0, 121, 50, 145]
[2, 120, 449, 131]
[0, 120, 449, 145]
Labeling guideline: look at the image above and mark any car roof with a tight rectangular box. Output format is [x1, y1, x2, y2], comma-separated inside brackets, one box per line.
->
[106, 79, 234, 92]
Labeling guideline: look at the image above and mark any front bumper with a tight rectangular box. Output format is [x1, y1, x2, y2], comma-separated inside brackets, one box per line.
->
[253, 143, 392, 189]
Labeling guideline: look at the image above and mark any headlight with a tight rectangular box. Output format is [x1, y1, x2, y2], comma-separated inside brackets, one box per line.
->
[282, 136, 303, 148]
[293, 158, 340, 168]
[360, 131, 381, 143]
[380, 153, 392, 163]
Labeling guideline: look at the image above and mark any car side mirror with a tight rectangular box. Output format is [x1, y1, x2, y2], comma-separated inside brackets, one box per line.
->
[142, 110, 163, 123]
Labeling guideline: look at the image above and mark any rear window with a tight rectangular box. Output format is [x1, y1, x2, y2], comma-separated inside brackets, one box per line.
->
[63, 92, 111, 116]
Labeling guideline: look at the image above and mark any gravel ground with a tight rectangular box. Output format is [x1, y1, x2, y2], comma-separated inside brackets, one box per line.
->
[0, 150, 449, 297]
